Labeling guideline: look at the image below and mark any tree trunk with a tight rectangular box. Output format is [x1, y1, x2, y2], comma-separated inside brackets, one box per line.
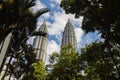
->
[1, 54, 13, 80]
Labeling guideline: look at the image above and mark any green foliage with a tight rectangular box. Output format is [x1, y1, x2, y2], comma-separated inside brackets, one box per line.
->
[32, 60, 46, 80]
[48, 52, 60, 67]
[47, 42, 120, 80]
[47, 46, 83, 80]
[23, 60, 46, 80]
[81, 42, 120, 80]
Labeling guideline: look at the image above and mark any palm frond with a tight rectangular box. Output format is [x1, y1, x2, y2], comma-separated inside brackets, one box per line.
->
[35, 8, 49, 18]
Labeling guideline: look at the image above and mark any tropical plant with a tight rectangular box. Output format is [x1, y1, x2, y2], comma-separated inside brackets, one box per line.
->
[22, 60, 46, 80]
[0, 0, 49, 43]
[81, 42, 120, 80]
[46, 46, 82, 80]
[0, 0, 49, 79]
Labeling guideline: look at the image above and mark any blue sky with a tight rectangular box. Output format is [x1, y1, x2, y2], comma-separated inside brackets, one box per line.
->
[28, 0, 101, 63]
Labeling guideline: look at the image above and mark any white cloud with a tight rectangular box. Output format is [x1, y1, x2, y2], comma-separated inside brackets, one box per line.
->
[36, 13, 51, 27]
[47, 40, 60, 55]
[50, 3, 55, 8]
[74, 28, 83, 43]
[48, 12, 68, 36]
[27, 37, 35, 45]
[49, 0, 62, 4]
[46, 40, 60, 64]
[31, 0, 47, 13]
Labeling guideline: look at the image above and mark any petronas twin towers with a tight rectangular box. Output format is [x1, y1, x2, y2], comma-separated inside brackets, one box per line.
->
[33, 22, 48, 62]
[33, 20, 77, 63]
[62, 19, 77, 49]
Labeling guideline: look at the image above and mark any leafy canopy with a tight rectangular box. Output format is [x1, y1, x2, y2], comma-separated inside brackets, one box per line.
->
[47, 46, 83, 80]
[23, 60, 46, 80]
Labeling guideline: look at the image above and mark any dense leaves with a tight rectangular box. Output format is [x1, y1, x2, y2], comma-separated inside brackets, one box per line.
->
[46, 46, 83, 80]
[46, 42, 120, 80]
[23, 60, 46, 80]
[81, 42, 120, 80]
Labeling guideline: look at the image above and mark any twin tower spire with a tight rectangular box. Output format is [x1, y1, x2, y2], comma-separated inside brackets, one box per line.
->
[33, 22, 48, 63]
[33, 20, 77, 63]
[62, 19, 77, 49]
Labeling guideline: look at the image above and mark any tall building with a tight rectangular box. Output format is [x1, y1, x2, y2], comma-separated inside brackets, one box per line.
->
[33, 22, 48, 63]
[62, 19, 77, 49]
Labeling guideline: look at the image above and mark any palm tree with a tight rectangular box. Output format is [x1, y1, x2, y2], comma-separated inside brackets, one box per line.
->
[0, 0, 49, 43]
[0, 0, 49, 79]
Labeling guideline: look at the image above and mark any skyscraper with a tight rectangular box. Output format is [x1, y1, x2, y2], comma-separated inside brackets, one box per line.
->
[33, 22, 48, 63]
[62, 19, 77, 49]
